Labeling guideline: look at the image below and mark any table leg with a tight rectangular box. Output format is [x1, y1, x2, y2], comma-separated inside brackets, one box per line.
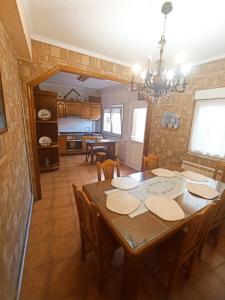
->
[85, 143, 88, 161]
[121, 253, 140, 300]
[90, 146, 94, 164]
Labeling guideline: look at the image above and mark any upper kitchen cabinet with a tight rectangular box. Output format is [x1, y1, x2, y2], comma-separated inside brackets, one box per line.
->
[57, 101, 66, 118]
[65, 101, 82, 115]
[91, 104, 101, 120]
[82, 102, 92, 119]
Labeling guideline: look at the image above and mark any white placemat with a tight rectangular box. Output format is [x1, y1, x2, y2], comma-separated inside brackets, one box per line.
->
[181, 170, 208, 182]
[106, 190, 141, 215]
[186, 183, 219, 199]
[151, 168, 176, 178]
[145, 195, 185, 221]
[111, 177, 140, 190]
[106, 175, 187, 218]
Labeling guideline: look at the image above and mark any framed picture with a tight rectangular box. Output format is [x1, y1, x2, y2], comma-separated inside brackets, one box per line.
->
[161, 112, 180, 129]
[0, 71, 7, 134]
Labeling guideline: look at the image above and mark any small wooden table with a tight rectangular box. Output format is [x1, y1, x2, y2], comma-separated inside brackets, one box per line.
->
[85, 139, 117, 163]
[82, 166, 225, 299]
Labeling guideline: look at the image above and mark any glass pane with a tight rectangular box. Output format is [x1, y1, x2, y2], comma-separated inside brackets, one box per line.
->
[131, 108, 147, 143]
[111, 108, 122, 135]
[103, 111, 111, 132]
[189, 99, 225, 158]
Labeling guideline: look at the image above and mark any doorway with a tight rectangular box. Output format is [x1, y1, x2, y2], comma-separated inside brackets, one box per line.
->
[126, 102, 148, 170]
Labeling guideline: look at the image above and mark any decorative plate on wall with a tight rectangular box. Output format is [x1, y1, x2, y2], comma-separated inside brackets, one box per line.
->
[38, 109, 51, 120]
[39, 136, 52, 147]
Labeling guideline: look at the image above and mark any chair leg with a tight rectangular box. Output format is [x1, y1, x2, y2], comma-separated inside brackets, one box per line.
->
[168, 264, 180, 293]
[81, 234, 86, 262]
[97, 255, 104, 292]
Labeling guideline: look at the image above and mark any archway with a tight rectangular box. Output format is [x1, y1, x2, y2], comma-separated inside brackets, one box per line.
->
[27, 65, 130, 199]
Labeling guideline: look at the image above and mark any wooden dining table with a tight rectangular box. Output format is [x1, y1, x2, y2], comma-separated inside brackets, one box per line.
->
[85, 139, 117, 163]
[82, 166, 225, 300]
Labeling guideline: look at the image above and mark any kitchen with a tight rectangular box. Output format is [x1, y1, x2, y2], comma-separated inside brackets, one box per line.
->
[34, 71, 124, 171]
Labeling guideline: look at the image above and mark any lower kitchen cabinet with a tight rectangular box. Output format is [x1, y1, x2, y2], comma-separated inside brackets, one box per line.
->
[58, 135, 67, 155]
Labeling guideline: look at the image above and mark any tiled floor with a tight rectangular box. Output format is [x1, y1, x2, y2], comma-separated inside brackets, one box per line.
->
[20, 155, 225, 300]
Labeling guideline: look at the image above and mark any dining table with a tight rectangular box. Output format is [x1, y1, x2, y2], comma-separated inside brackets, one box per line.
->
[85, 138, 117, 163]
[82, 166, 225, 300]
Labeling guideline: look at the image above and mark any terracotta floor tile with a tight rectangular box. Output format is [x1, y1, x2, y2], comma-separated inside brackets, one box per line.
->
[52, 205, 75, 220]
[31, 209, 51, 225]
[34, 197, 52, 211]
[52, 217, 77, 238]
[52, 195, 72, 207]
[19, 266, 49, 300]
[24, 241, 50, 272]
[50, 236, 78, 262]
[29, 222, 51, 244]
[213, 263, 225, 284]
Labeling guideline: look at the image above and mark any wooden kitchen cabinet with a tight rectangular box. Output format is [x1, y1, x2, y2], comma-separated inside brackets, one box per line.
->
[58, 135, 67, 155]
[92, 104, 101, 120]
[65, 101, 82, 115]
[82, 102, 92, 119]
[57, 101, 66, 118]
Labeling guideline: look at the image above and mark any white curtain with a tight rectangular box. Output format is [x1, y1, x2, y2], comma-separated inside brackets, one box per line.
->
[189, 99, 225, 158]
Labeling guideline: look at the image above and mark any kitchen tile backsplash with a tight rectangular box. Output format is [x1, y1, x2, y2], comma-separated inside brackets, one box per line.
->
[58, 116, 101, 132]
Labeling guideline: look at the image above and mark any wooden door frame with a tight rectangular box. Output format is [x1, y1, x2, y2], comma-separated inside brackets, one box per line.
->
[27, 65, 131, 199]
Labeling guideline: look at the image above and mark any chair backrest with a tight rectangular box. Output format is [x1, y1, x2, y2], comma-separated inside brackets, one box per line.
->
[181, 160, 216, 178]
[177, 203, 217, 264]
[143, 154, 159, 171]
[72, 184, 99, 249]
[97, 159, 120, 181]
[211, 190, 225, 227]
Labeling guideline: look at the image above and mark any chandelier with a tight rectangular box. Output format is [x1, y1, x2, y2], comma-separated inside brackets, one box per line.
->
[128, 1, 191, 103]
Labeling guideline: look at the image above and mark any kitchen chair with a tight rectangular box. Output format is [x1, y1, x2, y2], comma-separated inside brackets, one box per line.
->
[199, 190, 225, 254]
[72, 184, 119, 290]
[83, 136, 104, 161]
[97, 159, 120, 182]
[141, 203, 216, 293]
[95, 151, 107, 163]
[142, 154, 159, 171]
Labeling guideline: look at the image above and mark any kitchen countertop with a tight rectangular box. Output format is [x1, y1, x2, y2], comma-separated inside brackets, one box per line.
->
[59, 132, 101, 136]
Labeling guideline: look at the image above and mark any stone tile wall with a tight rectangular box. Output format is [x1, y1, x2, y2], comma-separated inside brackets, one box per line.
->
[149, 59, 225, 169]
[0, 22, 32, 300]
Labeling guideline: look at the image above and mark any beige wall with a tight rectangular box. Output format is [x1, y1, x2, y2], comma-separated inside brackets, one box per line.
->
[18, 40, 131, 197]
[149, 58, 225, 169]
[0, 22, 32, 300]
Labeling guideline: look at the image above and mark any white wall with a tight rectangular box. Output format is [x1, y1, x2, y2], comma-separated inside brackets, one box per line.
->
[100, 85, 138, 162]
[39, 82, 100, 100]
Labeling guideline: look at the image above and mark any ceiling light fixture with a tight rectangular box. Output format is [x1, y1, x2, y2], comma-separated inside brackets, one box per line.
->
[128, 1, 191, 103]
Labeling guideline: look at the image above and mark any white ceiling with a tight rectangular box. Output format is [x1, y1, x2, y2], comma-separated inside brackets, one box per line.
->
[26, 0, 225, 68]
[43, 72, 121, 90]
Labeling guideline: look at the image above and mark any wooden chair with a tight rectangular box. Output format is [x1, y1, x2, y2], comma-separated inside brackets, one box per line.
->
[142, 203, 216, 293]
[95, 151, 107, 163]
[72, 184, 119, 290]
[97, 159, 120, 182]
[142, 154, 159, 171]
[199, 190, 225, 253]
[83, 136, 104, 161]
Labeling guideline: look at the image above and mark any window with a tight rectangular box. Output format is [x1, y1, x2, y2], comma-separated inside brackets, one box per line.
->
[189, 99, 225, 159]
[103, 105, 123, 136]
[131, 107, 147, 143]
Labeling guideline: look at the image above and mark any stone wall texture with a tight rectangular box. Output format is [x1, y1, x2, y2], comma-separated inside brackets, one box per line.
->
[0, 22, 32, 300]
[149, 59, 225, 169]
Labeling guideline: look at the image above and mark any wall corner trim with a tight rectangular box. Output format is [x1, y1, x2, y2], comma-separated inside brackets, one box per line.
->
[15, 195, 34, 300]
